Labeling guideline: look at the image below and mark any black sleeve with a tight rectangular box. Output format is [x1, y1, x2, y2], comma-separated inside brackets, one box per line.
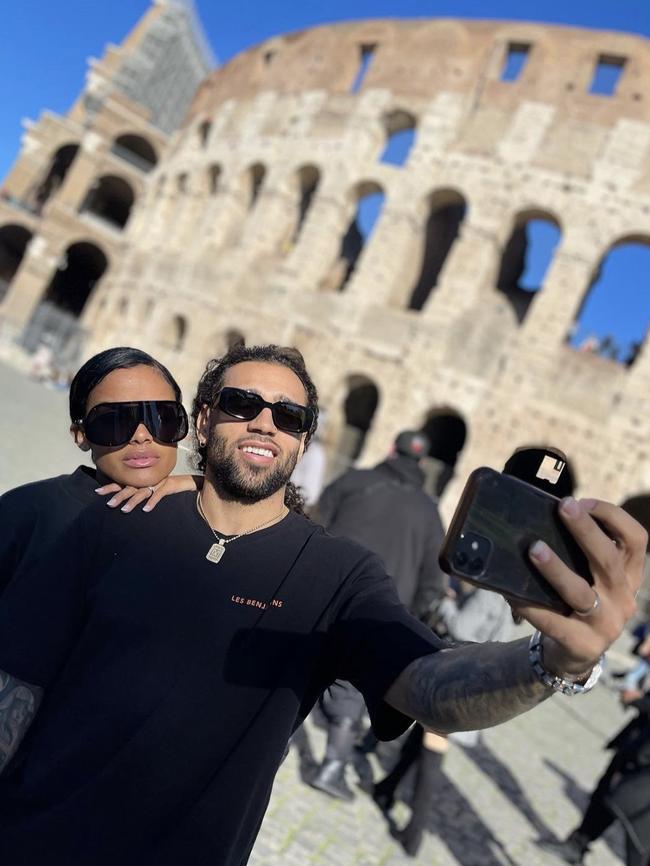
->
[411, 504, 447, 620]
[0, 490, 38, 596]
[0, 509, 94, 687]
[328, 554, 445, 740]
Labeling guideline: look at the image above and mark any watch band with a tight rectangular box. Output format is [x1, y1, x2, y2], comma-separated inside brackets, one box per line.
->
[528, 630, 603, 695]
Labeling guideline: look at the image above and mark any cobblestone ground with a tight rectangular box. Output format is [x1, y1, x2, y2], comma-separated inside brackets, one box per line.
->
[0, 361, 636, 866]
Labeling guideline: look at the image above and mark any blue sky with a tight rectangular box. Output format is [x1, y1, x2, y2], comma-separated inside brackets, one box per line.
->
[1, 0, 648, 355]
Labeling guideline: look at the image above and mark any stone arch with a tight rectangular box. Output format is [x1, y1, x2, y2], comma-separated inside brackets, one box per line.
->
[0, 224, 32, 302]
[160, 313, 188, 352]
[176, 172, 189, 194]
[246, 162, 267, 209]
[324, 180, 385, 292]
[496, 208, 562, 324]
[569, 235, 650, 366]
[292, 164, 321, 243]
[198, 119, 212, 148]
[207, 164, 222, 195]
[407, 188, 467, 310]
[32, 143, 79, 210]
[79, 174, 135, 229]
[203, 327, 246, 364]
[419, 408, 467, 496]
[43, 240, 109, 317]
[111, 134, 158, 172]
[379, 108, 417, 166]
[331, 373, 380, 474]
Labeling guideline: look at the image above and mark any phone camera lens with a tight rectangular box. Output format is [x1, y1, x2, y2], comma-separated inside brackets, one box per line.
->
[468, 557, 484, 574]
[453, 551, 468, 568]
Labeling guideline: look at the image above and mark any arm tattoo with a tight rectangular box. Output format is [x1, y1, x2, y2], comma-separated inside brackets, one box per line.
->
[386, 637, 551, 734]
[0, 669, 42, 773]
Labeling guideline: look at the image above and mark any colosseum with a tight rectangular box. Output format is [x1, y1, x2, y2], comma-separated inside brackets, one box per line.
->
[0, 3, 649, 552]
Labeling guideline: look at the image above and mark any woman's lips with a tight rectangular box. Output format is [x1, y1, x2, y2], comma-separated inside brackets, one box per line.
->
[123, 454, 160, 469]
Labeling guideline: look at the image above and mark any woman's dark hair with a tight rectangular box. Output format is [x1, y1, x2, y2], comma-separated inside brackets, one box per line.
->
[69, 346, 182, 423]
[191, 344, 319, 514]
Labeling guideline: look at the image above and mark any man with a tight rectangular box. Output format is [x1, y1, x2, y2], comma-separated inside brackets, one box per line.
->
[0, 344, 645, 866]
[538, 685, 650, 866]
[309, 429, 447, 800]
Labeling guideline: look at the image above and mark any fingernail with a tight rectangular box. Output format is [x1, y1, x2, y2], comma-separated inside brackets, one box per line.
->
[107, 498, 118, 507]
[142, 504, 152, 512]
[94, 488, 103, 494]
[560, 497, 580, 518]
[580, 498, 598, 511]
[530, 540, 550, 562]
[120, 504, 132, 513]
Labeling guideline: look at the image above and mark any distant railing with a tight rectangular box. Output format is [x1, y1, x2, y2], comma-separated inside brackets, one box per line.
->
[110, 144, 155, 173]
[0, 190, 40, 216]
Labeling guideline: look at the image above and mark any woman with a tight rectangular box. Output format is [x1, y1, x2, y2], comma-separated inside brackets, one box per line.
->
[0, 346, 196, 595]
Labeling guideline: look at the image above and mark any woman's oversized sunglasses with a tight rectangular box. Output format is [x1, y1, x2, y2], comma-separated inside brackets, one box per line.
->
[215, 387, 314, 435]
[78, 400, 189, 447]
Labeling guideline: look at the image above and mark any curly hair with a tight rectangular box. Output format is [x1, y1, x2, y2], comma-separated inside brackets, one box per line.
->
[191, 344, 319, 515]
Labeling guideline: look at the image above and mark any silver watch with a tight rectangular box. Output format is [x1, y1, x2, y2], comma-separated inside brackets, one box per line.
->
[528, 630, 603, 695]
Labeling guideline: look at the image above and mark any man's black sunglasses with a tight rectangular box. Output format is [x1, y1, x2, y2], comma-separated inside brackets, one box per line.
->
[78, 400, 189, 447]
[216, 387, 314, 435]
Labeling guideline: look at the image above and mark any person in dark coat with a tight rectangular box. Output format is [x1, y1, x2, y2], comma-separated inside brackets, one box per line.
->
[538, 686, 650, 866]
[308, 430, 447, 800]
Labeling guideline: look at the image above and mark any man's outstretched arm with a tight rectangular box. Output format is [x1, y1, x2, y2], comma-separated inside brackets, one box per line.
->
[387, 497, 646, 733]
[386, 637, 549, 733]
[0, 669, 42, 773]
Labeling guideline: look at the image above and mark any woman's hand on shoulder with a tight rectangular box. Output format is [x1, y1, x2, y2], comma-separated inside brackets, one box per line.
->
[95, 474, 203, 513]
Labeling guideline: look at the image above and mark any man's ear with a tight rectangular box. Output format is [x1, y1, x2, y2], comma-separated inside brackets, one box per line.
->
[70, 424, 91, 453]
[196, 405, 211, 446]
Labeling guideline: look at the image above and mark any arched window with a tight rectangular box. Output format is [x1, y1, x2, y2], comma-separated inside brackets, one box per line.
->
[569, 239, 650, 365]
[161, 314, 187, 351]
[292, 165, 320, 242]
[408, 190, 467, 310]
[43, 241, 108, 317]
[226, 329, 245, 349]
[79, 175, 135, 229]
[0, 224, 32, 301]
[247, 163, 266, 209]
[176, 173, 189, 195]
[198, 120, 212, 148]
[497, 212, 561, 323]
[208, 164, 222, 195]
[33, 143, 79, 210]
[331, 182, 385, 292]
[379, 110, 417, 167]
[111, 134, 157, 172]
[420, 409, 467, 496]
[332, 374, 380, 475]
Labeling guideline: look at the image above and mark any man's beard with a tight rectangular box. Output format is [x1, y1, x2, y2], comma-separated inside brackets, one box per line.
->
[206, 429, 299, 503]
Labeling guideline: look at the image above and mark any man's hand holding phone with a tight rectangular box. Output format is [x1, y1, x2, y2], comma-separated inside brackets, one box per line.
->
[520, 496, 646, 679]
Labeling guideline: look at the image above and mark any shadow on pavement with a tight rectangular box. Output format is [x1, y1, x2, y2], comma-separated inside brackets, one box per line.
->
[461, 739, 556, 840]
[544, 759, 626, 862]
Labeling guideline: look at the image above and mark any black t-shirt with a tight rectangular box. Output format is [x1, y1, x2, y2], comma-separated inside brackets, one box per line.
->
[0, 465, 97, 596]
[0, 492, 442, 866]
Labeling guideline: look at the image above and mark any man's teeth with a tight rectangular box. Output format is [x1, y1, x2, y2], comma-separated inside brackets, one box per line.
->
[242, 446, 273, 458]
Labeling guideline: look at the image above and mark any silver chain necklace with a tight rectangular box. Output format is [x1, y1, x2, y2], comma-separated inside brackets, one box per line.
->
[196, 492, 288, 564]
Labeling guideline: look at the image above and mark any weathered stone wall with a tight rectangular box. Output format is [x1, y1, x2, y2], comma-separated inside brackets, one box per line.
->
[83, 19, 650, 523]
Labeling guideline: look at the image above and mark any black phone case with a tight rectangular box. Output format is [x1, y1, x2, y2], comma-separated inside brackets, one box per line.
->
[439, 467, 592, 613]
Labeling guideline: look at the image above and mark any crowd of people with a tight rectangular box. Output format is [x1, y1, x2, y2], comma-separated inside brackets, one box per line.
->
[0, 343, 647, 866]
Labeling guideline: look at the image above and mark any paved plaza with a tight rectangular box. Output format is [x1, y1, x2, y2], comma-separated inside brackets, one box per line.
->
[0, 360, 636, 866]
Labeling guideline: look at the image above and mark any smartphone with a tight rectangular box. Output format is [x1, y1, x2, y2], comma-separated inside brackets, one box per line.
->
[439, 467, 592, 613]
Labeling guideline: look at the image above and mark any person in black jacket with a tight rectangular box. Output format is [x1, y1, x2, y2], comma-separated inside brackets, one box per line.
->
[309, 430, 447, 800]
[538, 686, 650, 866]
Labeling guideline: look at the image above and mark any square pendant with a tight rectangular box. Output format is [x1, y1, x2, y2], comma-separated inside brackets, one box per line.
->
[206, 543, 226, 564]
